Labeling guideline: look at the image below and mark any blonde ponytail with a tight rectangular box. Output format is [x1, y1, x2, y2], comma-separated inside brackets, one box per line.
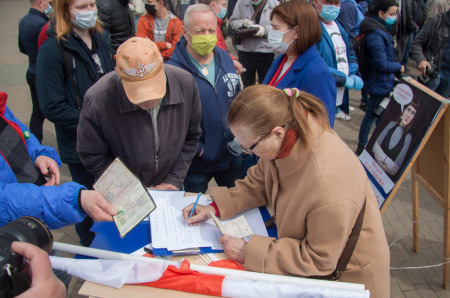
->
[228, 85, 330, 149]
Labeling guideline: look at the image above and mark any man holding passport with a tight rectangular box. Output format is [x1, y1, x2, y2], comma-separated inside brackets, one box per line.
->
[77, 37, 202, 190]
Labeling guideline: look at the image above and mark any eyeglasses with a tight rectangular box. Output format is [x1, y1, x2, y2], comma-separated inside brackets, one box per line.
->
[228, 124, 286, 156]
[240, 132, 270, 154]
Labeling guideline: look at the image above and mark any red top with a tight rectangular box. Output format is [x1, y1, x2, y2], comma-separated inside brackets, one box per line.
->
[267, 55, 297, 87]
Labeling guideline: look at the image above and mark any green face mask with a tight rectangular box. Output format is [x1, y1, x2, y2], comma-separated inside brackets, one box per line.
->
[189, 33, 217, 56]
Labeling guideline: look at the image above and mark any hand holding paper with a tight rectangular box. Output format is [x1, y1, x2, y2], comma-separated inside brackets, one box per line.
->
[219, 235, 247, 263]
[210, 211, 253, 239]
[93, 158, 156, 238]
[80, 190, 117, 222]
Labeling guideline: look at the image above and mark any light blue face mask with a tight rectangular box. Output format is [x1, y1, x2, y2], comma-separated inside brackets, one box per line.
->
[318, 0, 340, 22]
[385, 15, 397, 25]
[320, 5, 340, 22]
[216, 7, 227, 19]
[268, 28, 293, 54]
[70, 10, 98, 30]
[251, 0, 262, 6]
[44, 3, 53, 15]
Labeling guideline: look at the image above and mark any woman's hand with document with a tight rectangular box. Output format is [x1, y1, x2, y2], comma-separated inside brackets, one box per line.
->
[183, 202, 248, 264]
[182, 204, 215, 225]
[219, 235, 247, 264]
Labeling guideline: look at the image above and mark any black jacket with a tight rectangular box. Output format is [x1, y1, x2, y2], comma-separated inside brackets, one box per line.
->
[77, 66, 202, 188]
[410, 11, 450, 71]
[399, 0, 418, 35]
[36, 28, 115, 163]
[97, 0, 134, 52]
[18, 8, 49, 74]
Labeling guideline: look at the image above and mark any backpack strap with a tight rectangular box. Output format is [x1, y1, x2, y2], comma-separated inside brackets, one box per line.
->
[251, 0, 266, 23]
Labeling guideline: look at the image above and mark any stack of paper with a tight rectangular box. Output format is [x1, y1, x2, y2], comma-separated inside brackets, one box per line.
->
[149, 192, 268, 253]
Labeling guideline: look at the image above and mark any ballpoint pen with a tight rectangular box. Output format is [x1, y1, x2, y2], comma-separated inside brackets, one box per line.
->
[188, 192, 202, 221]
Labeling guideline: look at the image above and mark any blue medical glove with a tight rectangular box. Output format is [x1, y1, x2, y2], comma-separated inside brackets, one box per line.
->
[351, 75, 364, 91]
[344, 76, 355, 89]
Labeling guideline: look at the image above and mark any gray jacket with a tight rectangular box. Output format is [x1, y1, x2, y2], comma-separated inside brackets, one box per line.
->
[229, 0, 277, 53]
[76, 65, 202, 188]
[410, 11, 450, 72]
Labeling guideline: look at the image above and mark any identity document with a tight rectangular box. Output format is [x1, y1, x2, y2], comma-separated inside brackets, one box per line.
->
[93, 158, 156, 238]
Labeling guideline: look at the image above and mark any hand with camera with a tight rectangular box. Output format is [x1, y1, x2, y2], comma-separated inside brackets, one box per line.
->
[242, 19, 254, 28]
[11, 242, 65, 298]
[253, 25, 265, 37]
[418, 60, 431, 76]
[80, 190, 118, 222]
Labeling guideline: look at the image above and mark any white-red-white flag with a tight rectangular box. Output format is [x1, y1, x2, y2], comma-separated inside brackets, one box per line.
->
[50, 256, 370, 297]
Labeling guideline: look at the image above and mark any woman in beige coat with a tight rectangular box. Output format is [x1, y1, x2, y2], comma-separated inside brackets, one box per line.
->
[183, 85, 390, 297]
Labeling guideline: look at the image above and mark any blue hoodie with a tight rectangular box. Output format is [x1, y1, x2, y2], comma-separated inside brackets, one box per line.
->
[167, 38, 241, 173]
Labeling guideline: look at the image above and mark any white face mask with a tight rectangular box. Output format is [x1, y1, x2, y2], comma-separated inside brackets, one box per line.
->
[70, 10, 98, 30]
[268, 28, 293, 54]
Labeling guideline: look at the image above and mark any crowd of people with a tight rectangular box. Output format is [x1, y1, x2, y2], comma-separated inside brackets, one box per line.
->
[4, 0, 450, 296]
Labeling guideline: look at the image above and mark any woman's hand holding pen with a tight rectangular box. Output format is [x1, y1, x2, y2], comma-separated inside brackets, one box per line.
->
[182, 204, 215, 225]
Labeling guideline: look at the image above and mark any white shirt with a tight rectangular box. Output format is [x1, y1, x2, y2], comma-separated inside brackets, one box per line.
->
[322, 21, 349, 106]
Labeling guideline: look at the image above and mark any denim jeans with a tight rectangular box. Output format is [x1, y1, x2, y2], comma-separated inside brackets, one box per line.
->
[183, 155, 245, 193]
[358, 94, 384, 146]
[425, 68, 450, 99]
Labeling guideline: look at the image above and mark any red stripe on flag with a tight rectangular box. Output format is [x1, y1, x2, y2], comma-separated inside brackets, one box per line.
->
[140, 259, 246, 296]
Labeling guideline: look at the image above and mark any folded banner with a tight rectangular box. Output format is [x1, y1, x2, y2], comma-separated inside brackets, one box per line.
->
[50, 256, 369, 297]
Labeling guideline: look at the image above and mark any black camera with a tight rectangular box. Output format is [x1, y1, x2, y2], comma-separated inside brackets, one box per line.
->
[417, 63, 439, 85]
[0, 216, 53, 298]
[373, 77, 401, 118]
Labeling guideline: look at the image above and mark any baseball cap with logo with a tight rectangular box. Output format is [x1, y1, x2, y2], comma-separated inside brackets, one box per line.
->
[116, 37, 166, 104]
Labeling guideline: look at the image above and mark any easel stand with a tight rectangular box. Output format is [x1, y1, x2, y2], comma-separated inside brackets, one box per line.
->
[376, 79, 449, 289]
[411, 107, 450, 289]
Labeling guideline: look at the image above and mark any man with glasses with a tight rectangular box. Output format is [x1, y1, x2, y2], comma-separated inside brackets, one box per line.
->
[167, 4, 245, 193]
[18, 0, 53, 142]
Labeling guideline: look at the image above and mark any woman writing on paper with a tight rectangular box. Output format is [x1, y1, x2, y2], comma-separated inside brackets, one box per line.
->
[371, 100, 419, 177]
[182, 85, 390, 297]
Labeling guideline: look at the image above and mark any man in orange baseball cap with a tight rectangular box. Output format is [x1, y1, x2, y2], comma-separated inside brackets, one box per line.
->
[77, 37, 202, 190]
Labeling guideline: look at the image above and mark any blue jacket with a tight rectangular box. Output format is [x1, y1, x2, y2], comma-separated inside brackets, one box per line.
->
[317, 20, 359, 114]
[337, 0, 365, 42]
[360, 17, 402, 96]
[18, 8, 49, 74]
[36, 28, 114, 163]
[167, 38, 241, 173]
[262, 46, 337, 128]
[0, 94, 86, 229]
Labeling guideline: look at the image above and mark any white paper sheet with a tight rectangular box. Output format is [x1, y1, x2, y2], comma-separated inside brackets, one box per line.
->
[149, 193, 268, 252]
[142, 190, 185, 221]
